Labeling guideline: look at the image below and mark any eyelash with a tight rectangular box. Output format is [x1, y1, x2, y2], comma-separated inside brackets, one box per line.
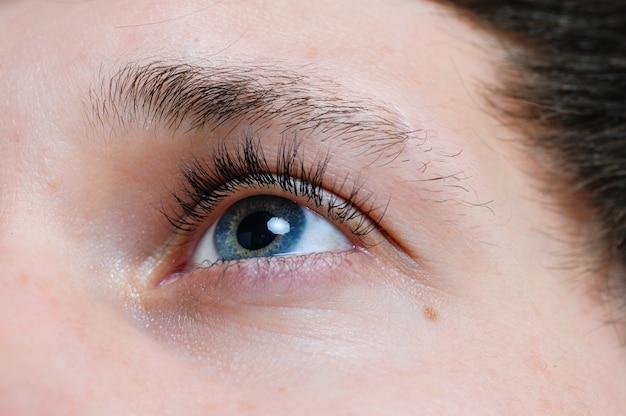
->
[163, 134, 386, 247]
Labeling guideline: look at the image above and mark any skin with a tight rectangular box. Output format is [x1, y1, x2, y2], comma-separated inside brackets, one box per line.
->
[0, 0, 625, 414]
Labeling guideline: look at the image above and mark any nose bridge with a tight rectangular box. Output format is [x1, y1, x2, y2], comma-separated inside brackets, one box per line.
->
[0, 103, 27, 211]
[0, 247, 226, 414]
[0, 249, 75, 412]
[0, 82, 51, 246]
[0, 247, 118, 413]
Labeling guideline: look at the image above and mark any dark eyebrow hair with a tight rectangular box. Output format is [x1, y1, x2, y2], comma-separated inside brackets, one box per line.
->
[87, 60, 423, 162]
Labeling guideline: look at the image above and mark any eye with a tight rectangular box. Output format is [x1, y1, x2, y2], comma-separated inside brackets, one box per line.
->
[190, 194, 355, 266]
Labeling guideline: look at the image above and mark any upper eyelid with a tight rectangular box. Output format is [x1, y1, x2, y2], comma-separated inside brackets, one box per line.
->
[162, 134, 387, 244]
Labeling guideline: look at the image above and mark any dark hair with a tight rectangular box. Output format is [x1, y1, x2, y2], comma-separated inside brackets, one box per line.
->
[442, 1, 626, 307]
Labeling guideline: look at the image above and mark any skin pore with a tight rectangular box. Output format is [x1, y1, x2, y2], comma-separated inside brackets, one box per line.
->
[0, 0, 625, 414]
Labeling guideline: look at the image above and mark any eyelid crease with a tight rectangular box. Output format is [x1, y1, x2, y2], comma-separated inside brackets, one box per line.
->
[161, 134, 388, 247]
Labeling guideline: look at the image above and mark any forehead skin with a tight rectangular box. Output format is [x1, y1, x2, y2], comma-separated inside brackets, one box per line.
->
[0, 0, 625, 415]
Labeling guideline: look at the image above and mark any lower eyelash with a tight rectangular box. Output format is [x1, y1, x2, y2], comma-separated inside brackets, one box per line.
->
[162, 133, 386, 243]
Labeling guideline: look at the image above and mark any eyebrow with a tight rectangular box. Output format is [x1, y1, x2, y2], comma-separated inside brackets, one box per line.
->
[87, 60, 423, 162]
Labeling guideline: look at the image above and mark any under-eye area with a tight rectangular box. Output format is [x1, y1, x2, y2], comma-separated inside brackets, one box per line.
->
[154, 250, 361, 307]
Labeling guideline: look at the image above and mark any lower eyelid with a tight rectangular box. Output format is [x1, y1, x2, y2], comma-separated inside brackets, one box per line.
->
[150, 249, 368, 307]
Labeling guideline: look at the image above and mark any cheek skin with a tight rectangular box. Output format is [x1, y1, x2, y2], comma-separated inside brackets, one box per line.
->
[136, 251, 457, 413]
[136, 239, 622, 414]
[0, 261, 614, 416]
[139, 249, 443, 355]
[0, 245, 235, 414]
[0, 244, 618, 415]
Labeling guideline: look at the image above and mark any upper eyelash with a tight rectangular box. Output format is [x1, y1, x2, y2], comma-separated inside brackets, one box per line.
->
[163, 133, 386, 242]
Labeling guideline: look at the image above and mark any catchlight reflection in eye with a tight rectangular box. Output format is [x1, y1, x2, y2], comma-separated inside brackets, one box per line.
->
[191, 195, 354, 266]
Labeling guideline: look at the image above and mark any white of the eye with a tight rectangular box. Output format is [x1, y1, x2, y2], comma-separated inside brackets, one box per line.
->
[190, 205, 354, 267]
[288, 208, 352, 254]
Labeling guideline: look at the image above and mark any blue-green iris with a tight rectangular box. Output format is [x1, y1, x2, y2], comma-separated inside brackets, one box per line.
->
[214, 195, 306, 261]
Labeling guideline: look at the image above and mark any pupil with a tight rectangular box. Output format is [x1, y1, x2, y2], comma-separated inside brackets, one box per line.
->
[237, 211, 280, 250]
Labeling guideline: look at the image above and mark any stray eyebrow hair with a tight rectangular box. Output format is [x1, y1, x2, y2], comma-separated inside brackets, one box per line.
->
[87, 60, 423, 161]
